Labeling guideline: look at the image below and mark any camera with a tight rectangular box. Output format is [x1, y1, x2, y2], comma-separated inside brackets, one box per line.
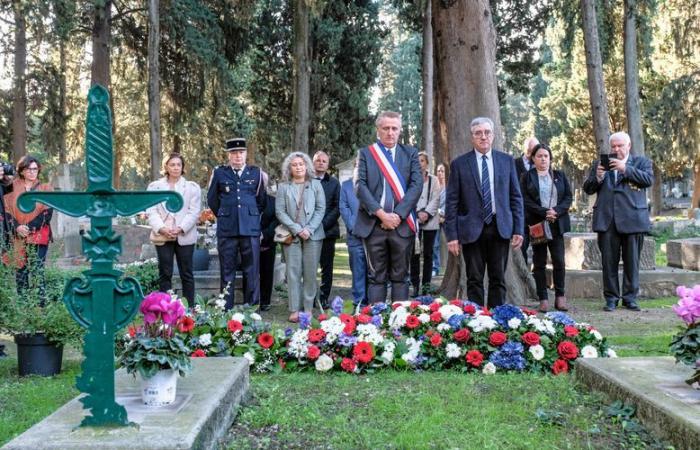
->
[0, 162, 14, 177]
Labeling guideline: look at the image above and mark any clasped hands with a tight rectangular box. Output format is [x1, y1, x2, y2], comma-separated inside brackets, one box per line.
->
[447, 234, 524, 256]
[376, 209, 401, 230]
[159, 226, 183, 239]
[545, 208, 557, 223]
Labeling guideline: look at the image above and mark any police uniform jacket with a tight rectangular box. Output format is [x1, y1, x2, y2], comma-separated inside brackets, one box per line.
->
[207, 165, 265, 237]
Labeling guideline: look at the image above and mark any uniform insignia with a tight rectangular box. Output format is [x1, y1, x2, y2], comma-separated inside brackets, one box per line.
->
[226, 186, 230, 192]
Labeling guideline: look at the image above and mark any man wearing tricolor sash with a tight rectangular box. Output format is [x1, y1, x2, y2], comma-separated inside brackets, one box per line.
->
[354, 111, 422, 303]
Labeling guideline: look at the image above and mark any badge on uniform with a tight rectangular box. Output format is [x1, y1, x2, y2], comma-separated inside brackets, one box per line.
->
[226, 186, 230, 192]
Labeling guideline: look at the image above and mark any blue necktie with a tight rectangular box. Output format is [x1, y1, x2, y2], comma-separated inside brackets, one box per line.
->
[481, 155, 493, 224]
[383, 148, 394, 212]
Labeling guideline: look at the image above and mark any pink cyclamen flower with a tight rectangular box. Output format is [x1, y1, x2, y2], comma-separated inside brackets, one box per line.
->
[140, 292, 173, 324]
[162, 298, 186, 326]
[672, 296, 700, 325]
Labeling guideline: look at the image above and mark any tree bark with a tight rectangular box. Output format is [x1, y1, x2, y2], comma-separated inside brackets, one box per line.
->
[58, 41, 67, 163]
[292, 0, 311, 154]
[580, 0, 611, 155]
[432, 0, 535, 304]
[421, 0, 434, 161]
[148, 0, 162, 180]
[12, 0, 27, 162]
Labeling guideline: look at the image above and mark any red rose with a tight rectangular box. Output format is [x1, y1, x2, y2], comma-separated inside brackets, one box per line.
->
[227, 320, 243, 333]
[410, 301, 420, 309]
[521, 307, 537, 316]
[552, 358, 569, 375]
[405, 315, 420, 329]
[557, 341, 579, 360]
[465, 350, 484, 367]
[307, 345, 321, 360]
[430, 311, 442, 323]
[521, 331, 541, 347]
[392, 302, 402, 310]
[341, 357, 356, 373]
[339, 313, 356, 334]
[318, 313, 328, 321]
[430, 333, 443, 347]
[425, 329, 434, 337]
[489, 331, 507, 346]
[357, 314, 372, 324]
[564, 325, 579, 337]
[257, 332, 274, 349]
[191, 349, 206, 358]
[361, 306, 372, 315]
[429, 302, 440, 312]
[353, 342, 374, 364]
[450, 300, 462, 307]
[481, 307, 492, 316]
[453, 328, 471, 343]
[128, 325, 137, 338]
[177, 316, 195, 333]
[463, 304, 477, 315]
[308, 328, 326, 343]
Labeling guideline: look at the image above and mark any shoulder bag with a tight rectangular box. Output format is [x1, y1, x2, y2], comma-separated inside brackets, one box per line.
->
[150, 213, 176, 246]
[274, 184, 305, 245]
[528, 175, 555, 246]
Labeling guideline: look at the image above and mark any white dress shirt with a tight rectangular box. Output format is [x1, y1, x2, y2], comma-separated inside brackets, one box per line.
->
[380, 146, 396, 210]
[476, 149, 496, 215]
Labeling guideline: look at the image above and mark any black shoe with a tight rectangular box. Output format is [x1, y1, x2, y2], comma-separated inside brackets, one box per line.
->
[622, 301, 641, 311]
[259, 304, 271, 312]
[603, 300, 618, 312]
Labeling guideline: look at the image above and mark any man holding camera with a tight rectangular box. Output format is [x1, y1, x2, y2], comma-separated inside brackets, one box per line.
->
[583, 131, 653, 312]
[0, 162, 14, 357]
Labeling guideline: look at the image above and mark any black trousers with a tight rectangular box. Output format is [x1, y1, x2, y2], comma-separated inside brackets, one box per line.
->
[364, 224, 413, 302]
[318, 237, 336, 306]
[532, 233, 565, 301]
[410, 229, 437, 294]
[520, 228, 530, 264]
[155, 242, 195, 306]
[461, 220, 510, 308]
[16, 244, 48, 304]
[597, 224, 644, 304]
[259, 243, 276, 307]
[218, 235, 260, 309]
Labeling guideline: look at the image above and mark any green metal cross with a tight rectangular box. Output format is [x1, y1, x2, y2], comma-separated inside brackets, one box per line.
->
[18, 85, 183, 427]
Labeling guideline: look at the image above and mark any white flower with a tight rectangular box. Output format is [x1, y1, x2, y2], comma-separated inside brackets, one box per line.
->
[529, 345, 545, 361]
[287, 329, 310, 358]
[418, 305, 431, 312]
[356, 324, 384, 345]
[231, 313, 245, 323]
[445, 343, 461, 359]
[482, 362, 497, 375]
[438, 304, 463, 321]
[383, 341, 396, 354]
[315, 354, 334, 372]
[526, 316, 555, 335]
[419, 313, 430, 323]
[379, 351, 394, 365]
[388, 307, 408, 329]
[437, 323, 451, 333]
[194, 304, 203, 314]
[199, 333, 212, 347]
[250, 313, 262, 322]
[581, 345, 599, 358]
[468, 315, 497, 332]
[606, 348, 618, 358]
[508, 318, 522, 330]
[591, 330, 603, 341]
[214, 298, 226, 310]
[243, 351, 255, 365]
[401, 352, 417, 364]
[321, 317, 345, 336]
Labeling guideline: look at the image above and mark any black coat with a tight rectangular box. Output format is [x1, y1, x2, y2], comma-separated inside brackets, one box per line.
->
[260, 193, 278, 249]
[318, 173, 340, 239]
[520, 168, 572, 236]
[0, 181, 12, 245]
[514, 155, 531, 183]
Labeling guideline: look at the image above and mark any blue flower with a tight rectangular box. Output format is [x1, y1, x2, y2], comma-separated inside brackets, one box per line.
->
[448, 314, 466, 329]
[415, 295, 434, 305]
[284, 328, 293, 337]
[489, 341, 526, 371]
[492, 304, 525, 328]
[337, 333, 357, 347]
[371, 315, 383, 327]
[331, 296, 344, 315]
[545, 311, 576, 326]
[371, 303, 389, 315]
[299, 312, 312, 329]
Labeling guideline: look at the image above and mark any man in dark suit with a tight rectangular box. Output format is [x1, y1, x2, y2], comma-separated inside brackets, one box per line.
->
[514, 137, 539, 263]
[355, 111, 422, 303]
[313, 151, 340, 309]
[339, 166, 367, 307]
[445, 117, 524, 308]
[207, 138, 266, 309]
[582, 131, 653, 312]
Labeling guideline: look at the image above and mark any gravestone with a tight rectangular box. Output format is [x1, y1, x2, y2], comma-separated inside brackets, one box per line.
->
[51, 164, 83, 257]
[564, 232, 655, 270]
[667, 238, 700, 271]
[18, 85, 182, 427]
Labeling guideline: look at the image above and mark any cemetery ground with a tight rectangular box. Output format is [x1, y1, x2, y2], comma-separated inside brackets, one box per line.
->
[0, 243, 684, 449]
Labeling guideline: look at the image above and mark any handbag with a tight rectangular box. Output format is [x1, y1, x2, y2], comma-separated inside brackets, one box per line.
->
[274, 183, 306, 245]
[528, 174, 555, 246]
[150, 213, 176, 246]
[26, 225, 51, 246]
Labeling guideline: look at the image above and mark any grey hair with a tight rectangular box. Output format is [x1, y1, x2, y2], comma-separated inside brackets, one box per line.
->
[280, 151, 315, 182]
[470, 117, 494, 131]
[375, 111, 402, 128]
[609, 131, 631, 146]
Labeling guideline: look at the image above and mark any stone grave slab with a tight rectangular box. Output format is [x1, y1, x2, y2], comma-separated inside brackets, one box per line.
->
[667, 237, 700, 271]
[564, 232, 655, 270]
[575, 356, 699, 450]
[2, 357, 250, 450]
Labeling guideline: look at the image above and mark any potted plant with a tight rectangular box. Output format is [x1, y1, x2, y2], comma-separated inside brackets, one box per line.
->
[0, 262, 83, 376]
[670, 285, 700, 388]
[193, 208, 216, 271]
[117, 291, 192, 406]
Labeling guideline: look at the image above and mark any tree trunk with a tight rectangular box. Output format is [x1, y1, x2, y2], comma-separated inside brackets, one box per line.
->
[432, 0, 536, 304]
[12, 0, 27, 162]
[148, 0, 162, 180]
[652, 161, 662, 216]
[581, 0, 611, 155]
[292, 0, 310, 154]
[691, 158, 700, 217]
[58, 41, 67, 163]
[421, 0, 434, 161]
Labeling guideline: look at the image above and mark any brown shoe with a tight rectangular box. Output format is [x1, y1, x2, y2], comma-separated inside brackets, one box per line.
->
[538, 300, 549, 313]
[555, 296, 569, 311]
[288, 312, 300, 323]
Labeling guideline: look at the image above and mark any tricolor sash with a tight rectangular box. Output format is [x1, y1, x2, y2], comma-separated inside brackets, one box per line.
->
[367, 142, 418, 234]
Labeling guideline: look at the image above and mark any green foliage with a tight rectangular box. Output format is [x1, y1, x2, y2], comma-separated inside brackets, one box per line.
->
[669, 323, 699, 367]
[117, 332, 192, 379]
[117, 258, 160, 294]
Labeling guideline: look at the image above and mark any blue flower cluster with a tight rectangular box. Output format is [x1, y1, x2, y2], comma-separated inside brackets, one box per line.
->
[545, 311, 575, 326]
[414, 295, 434, 305]
[489, 341, 526, 371]
[448, 314, 466, 330]
[299, 312, 312, 329]
[331, 296, 345, 315]
[337, 333, 357, 347]
[371, 302, 389, 315]
[371, 315, 383, 327]
[492, 304, 525, 328]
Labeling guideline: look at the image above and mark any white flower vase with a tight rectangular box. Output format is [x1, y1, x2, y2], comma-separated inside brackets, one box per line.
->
[140, 369, 178, 406]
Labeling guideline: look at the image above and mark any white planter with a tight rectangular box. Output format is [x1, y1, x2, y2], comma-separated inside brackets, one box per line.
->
[140, 369, 178, 406]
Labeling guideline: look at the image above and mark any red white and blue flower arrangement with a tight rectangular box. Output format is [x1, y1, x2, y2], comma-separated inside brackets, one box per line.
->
[167, 293, 615, 375]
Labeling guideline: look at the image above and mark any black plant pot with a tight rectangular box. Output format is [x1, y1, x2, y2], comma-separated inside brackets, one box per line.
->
[193, 248, 210, 271]
[14, 333, 64, 377]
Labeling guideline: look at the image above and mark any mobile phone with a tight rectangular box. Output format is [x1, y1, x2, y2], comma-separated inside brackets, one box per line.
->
[599, 154, 610, 170]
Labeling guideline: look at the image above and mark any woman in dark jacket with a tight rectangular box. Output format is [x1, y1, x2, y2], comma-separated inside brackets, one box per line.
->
[259, 172, 278, 312]
[520, 144, 572, 312]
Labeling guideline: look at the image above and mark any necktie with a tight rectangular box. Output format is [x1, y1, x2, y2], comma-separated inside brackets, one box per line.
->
[481, 155, 493, 224]
[383, 148, 394, 213]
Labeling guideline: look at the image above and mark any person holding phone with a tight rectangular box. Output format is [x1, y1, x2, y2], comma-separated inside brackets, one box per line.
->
[583, 131, 654, 312]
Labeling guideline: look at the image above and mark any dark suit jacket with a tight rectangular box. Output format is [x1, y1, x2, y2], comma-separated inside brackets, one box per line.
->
[318, 173, 340, 239]
[339, 179, 359, 236]
[445, 149, 524, 244]
[207, 165, 265, 237]
[260, 193, 278, 249]
[355, 143, 422, 239]
[582, 155, 653, 234]
[520, 168, 572, 236]
[514, 155, 531, 182]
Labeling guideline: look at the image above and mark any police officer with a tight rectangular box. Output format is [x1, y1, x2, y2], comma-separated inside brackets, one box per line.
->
[207, 138, 266, 309]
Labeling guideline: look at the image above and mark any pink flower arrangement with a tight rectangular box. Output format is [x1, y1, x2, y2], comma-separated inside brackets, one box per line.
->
[673, 285, 700, 325]
[140, 291, 186, 326]
[670, 285, 700, 387]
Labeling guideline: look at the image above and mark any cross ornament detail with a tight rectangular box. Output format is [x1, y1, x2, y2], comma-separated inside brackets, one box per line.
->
[18, 85, 183, 427]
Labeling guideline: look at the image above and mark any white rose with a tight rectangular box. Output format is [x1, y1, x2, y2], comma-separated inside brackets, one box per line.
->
[315, 354, 334, 372]
[591, 330, 603, 341]
[199, 333, 212, 347]
[250, 313, 262, 321]
[438, 304, 462, 321]
[482, 362, 497, 375]
[445, 343, 461, 359]
[231, 313, 245, 323]
[243, 351, 255, 365]
[419, 313, 430, 323]
[581, 345, 599, 358]
[529, 345, 545, 361]
[508, 318, 522, 330]
[606, 348, 618, 358]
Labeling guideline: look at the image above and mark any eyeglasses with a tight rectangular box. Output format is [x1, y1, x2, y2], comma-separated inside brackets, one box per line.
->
[24, 167, 39, 172]
[472, 130, 492, 138]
